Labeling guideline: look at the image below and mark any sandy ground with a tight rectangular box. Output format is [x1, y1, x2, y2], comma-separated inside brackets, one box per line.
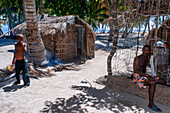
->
[0, 37, 170, 113]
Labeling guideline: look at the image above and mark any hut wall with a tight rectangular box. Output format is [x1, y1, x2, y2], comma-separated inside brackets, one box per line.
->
[143, 19, 170, 81]
[155, 19, 170, 81]
[41, 34, 55, 53]
[156, 47, 169, 66]
[41, 24, 95, 63]
[54, 25, 77, 62]
[13, 16, 96, 63]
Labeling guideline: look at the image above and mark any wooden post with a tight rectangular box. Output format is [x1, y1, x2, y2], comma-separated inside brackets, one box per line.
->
[136, 16, 141, 56]
[76, 26, 86, 63]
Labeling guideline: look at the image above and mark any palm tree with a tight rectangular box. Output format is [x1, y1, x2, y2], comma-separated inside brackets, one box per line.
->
[24, 0, 46, 65]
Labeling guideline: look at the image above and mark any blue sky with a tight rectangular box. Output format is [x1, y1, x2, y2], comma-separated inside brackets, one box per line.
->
[1, 24, 8, 33]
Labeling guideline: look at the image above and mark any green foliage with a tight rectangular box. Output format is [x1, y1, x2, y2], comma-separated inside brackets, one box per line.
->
[85, 1, 109, 28]
[0, 0, 109, 31]
[43, 0, 109, 29]
[0, 0, 24, 30]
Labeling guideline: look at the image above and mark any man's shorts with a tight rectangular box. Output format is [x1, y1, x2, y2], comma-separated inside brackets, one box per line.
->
[133, 73, 160, 88]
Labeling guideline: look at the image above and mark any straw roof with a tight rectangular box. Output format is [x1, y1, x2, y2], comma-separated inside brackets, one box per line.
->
[143, 18, 170, 45]
[107, 0, 170, 16]
[13, 15, 96, 39]
[138, 0, 170, 15]
[103, 0, 170, 26]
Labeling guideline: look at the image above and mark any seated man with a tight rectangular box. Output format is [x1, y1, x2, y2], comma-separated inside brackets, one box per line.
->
[133, 45, 168, 112]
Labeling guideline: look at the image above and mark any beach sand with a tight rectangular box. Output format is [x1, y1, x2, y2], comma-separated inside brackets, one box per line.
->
[0, 36, 170, 113]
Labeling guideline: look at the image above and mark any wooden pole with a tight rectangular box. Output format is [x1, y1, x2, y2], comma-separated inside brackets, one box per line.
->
[107, 0, 119, 76]
[136, 16, 141, 56]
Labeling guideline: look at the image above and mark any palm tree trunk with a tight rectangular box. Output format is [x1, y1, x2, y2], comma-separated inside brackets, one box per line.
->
[24, 0, 46, 65]
[107, 0, 119, 76]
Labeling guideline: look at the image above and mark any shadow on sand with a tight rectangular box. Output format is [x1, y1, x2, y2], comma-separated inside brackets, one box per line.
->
[40, 85, 145, 113]
[7, 49, 15, 53]
[2, 83, 24, 92]
[95, 33, 144, 53]
[0, 39, 17, 47]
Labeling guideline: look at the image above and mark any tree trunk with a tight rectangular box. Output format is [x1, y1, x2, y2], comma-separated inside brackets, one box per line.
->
[108, 21, 113, 41]
[108, 4, 113, 41]
[18, 11, 21, 24]
[136, 17, 141, 56]
[8, 14, 13, 36]
[128, 23, 134, 34]
[0, 28, 3, 35]
[39, 0, 42, 15]
[147, 17, 150, 35]
[3, 5, 13, 36]
[141, 21, 147, 36]
[23, 0, 26, 22]
[24, 0, 46, 65]
[122, 19, 128, 38]
[107, 0, 119, 76]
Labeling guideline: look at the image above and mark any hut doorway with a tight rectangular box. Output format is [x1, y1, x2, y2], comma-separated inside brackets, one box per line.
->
[76, 26, 86, 62]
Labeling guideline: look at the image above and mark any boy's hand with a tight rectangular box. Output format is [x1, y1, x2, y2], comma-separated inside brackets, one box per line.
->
[19, 41, 24, 46]
[12, 60, 15, 64]
[23, 44, 26, 48]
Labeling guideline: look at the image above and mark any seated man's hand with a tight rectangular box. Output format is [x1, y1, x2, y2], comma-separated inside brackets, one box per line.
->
[147, 75, 155, 82]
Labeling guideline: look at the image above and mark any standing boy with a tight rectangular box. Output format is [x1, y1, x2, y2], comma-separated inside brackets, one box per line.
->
[12, 34, 30, 87]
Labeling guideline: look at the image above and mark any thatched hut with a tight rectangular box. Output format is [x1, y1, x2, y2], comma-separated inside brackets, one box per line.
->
[143, 18, 170, 79]
[13, 15, 96, 63]
[138, 0, 169, 15]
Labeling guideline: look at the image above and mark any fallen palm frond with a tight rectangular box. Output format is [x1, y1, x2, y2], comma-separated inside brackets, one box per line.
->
[0, 68, 15, 78]
[0, 63, 79, 83]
